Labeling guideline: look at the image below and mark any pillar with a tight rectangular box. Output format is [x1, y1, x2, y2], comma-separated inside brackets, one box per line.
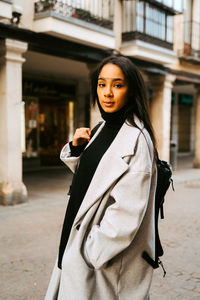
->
[193, 86, 200, 168]
[150, 74, 176, 162]
[0, 38, 28, 205]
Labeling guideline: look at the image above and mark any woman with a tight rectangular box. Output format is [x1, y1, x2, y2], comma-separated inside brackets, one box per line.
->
[45, 55, 157, 300]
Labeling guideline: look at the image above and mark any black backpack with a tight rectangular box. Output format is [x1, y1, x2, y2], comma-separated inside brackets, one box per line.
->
[142, 159, 174, 277]
[92, 122, 174, 276]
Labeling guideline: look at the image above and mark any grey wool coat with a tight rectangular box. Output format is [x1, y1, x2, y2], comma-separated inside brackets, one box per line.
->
[45, 118, 157, 300]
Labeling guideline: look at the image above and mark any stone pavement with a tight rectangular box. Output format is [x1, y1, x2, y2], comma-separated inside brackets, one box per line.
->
[0, 161, 200, 300]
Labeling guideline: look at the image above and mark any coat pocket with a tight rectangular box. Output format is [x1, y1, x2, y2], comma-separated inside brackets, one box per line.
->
[80, 196, 116, 270]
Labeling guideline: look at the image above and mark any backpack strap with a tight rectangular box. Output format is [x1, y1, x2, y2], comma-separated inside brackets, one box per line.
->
[139, 130, 170, 277]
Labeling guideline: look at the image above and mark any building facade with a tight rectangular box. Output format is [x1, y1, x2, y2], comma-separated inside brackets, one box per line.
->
[0, 0, 200, 205]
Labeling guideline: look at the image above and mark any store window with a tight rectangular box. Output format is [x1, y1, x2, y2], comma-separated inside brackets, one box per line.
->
[25, 97, 39, 158]
[178, 94, 193, 152]
[21, 101, 26, 153]
[23, 78, 76, 167]
[39, 99, 74, 165]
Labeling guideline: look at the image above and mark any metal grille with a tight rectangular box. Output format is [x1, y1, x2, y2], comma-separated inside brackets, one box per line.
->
[34, 0, 114, 30]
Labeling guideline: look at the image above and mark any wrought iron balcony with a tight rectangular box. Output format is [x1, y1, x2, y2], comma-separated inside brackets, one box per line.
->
[34, 0, 114, 30]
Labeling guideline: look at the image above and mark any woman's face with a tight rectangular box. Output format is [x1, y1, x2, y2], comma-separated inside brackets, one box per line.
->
[97, 63, 128, 113]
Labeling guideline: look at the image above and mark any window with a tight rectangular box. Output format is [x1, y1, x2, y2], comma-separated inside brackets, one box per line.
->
[136, 1, 144, 32]
[173, 0, 182, 13]
[166, 15, 173, 43]
[24, 98, 39, 158]
[184, 0, 191, 44]
[163, 0, 173, 7]
[152, 0, 183, 12]
[136, 2, 173, 43]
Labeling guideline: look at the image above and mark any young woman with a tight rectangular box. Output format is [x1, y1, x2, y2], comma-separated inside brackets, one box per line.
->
[45, 55, 157, 300]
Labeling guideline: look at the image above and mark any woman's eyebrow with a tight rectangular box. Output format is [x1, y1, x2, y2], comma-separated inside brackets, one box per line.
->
[98, 77, 124, 81]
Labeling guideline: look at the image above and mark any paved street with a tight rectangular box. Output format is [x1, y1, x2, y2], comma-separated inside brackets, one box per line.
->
[0, 162, 200, 300]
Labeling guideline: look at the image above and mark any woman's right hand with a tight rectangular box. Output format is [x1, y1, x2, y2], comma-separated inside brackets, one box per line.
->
[72, 128, 91, 146]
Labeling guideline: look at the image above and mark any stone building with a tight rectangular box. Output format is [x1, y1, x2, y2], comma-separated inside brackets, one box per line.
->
[0, 0, 200, 205]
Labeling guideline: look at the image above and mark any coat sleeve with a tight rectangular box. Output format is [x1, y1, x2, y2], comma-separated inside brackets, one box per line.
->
[82, 133, 155, 270]
[60, 142, 81, 173]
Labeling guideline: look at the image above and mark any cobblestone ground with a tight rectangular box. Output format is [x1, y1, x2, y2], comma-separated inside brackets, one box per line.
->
[150, 179, 200, 300]
[0, 168, 199, 300]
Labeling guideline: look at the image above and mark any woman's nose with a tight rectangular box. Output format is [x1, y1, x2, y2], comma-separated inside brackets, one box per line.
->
[104, 87, 113, 97]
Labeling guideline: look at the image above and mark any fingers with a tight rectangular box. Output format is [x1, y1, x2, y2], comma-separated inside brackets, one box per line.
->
[76, 128, 91, 140]
[72, 127, 91, 146]
[84, 128, 91, 138]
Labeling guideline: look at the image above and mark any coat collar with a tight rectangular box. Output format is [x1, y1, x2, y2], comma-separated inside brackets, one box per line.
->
[73, 117, 143, 226]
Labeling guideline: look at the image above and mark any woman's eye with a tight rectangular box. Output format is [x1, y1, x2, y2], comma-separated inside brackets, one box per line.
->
[114, 84, 123, 88]
[98, 83, 105, 87]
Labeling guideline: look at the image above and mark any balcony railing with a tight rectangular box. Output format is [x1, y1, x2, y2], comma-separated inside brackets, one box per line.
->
[34, 0, 114, 30]
[179, 21, 200, 60]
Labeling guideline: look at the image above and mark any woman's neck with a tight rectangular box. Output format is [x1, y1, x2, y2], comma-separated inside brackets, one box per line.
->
[98, 101, 127, 128]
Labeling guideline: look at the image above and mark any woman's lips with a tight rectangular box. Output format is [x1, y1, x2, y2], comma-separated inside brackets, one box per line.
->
[103, 101, 115, 107]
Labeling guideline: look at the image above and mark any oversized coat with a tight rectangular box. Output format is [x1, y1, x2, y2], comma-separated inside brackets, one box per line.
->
[45, 118, 157, 300]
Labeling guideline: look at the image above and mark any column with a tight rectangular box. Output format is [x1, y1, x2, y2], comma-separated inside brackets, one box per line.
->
[0, 39, 28, 205]
[193, 86, 200, 168]
[113, 0, 123, 51]
[150, 74, 176, 162]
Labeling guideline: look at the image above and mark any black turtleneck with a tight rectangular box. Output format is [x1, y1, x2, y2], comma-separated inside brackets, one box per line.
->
[58, 106, 126, 269]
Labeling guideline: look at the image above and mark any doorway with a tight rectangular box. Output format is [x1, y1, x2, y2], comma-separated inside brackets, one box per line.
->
[178, 94, 193, 152]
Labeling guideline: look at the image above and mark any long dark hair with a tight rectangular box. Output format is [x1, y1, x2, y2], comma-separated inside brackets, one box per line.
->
[91, 54, 157, 153]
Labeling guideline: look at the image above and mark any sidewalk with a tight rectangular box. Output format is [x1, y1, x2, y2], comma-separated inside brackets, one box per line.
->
[0, 159, 200, 300]
[150, 168, 200, 299]
[173, 154, 200, 183]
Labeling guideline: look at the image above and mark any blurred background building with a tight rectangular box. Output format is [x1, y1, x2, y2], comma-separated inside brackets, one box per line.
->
[0, 0, 200, 205]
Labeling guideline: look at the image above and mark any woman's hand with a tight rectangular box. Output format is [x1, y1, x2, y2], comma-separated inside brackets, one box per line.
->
[72, 128, 91, 146]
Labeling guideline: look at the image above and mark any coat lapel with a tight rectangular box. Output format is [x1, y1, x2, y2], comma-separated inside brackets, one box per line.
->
[73, 119, 142, 226]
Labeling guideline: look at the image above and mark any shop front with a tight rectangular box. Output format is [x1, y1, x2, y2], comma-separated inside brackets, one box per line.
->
[22, 77, 75, 170]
